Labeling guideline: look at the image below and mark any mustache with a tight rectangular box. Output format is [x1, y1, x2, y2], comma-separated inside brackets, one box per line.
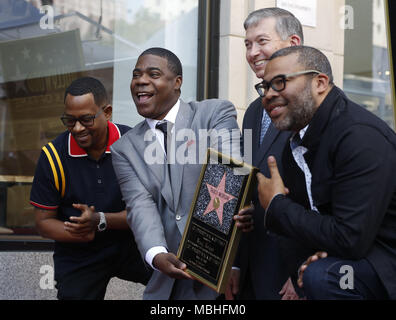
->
[72, 131, 90, 138]
[264, 97, 287, 108]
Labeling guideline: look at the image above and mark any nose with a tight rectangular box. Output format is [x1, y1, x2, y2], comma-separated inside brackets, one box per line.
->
[131, 74, 149, 94]
[249, 42, 261, 59]
[132, 73, 150, 86]
[252, 42, 261, 56]
[71, 119, 86, 133]
[262, 86, 279, 105]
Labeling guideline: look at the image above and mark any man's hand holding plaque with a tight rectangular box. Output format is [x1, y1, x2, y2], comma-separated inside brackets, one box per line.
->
[155, 213, 254, 281]
[233, 205, 254, 233]
[153, 252, 194, 280]
[177, 149, 258, 293]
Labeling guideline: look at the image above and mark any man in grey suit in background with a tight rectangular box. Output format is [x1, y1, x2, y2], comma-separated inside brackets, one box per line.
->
[111, 47, 252, 299]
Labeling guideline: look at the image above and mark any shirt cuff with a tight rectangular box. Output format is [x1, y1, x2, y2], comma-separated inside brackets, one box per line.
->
[145, 246, 168, 270]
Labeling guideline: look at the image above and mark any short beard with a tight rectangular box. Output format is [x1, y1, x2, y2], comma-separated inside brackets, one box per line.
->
[273, 84, 316, 132]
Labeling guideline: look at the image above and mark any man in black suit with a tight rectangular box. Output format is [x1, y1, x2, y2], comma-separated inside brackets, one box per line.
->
[257, 45, 396, 299]
[226, 8, 303, 300]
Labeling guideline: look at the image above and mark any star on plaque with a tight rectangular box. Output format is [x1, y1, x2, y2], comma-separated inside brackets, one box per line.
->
[203, 172, 236, 225]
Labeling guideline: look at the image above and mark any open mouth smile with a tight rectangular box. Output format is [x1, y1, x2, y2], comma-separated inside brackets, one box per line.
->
[267, 104, 286, 118]
[136, 92, 154, 103]
[254, 59, 269, 67]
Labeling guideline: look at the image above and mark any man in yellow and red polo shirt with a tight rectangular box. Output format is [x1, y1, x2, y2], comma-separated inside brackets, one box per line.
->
[30, 77, 151, 300]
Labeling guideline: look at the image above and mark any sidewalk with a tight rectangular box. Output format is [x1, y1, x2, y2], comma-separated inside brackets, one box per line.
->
[0, 252, 145, 300]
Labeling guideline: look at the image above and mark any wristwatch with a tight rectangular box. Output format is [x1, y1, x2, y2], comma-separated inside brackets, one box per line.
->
[97, 212, 107, 232]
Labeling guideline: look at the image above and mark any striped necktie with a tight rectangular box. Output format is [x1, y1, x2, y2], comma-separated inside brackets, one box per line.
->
[259, 111, 272, 145]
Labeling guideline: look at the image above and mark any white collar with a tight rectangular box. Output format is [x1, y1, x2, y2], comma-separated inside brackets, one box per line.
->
[146, 99, 180, 131]
[291, 125, 309, 142]
[298, 125, 309, 140]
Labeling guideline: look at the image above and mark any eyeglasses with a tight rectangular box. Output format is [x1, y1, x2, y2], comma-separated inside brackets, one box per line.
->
[60, 108, 104, 128]
[255, 70, 321, 98]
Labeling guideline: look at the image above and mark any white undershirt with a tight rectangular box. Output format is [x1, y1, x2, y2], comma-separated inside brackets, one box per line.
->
[145, 99, 180, 153]
[144, 100, 180, 270]
[290, 126, 318, 212]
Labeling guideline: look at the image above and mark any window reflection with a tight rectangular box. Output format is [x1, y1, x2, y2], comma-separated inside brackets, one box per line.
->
[344, 0, 395, 129]
[0, 0, 199, 238]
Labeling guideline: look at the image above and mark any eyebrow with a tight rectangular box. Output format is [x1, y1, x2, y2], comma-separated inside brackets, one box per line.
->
[63, 113, 95, 117]
[245, 33, 272, 41]
[262, 74, 276, 82]
[133, 67, 162, 73]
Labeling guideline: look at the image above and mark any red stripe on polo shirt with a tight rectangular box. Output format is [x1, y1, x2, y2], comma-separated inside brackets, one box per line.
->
[69, 122, 121, 157]
[30, 201, 58, 210]
[106, 121, 121, 153]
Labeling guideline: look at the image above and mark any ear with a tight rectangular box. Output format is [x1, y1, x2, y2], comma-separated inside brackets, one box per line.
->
[311, 73, 331, 108]
[174, 75, 182, 91]
[103, 104, 113, 120]
[289, 35, 302, 46]
[314, 73, 330, 94]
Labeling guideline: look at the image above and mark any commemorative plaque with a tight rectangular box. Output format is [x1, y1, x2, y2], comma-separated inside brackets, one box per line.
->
[177, 148, 258, 293]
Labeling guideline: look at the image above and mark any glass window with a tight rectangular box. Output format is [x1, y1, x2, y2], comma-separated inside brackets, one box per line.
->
[112, 0, 199, 125]
[0, 0, 200, 243]
[344, 0, 395, 129]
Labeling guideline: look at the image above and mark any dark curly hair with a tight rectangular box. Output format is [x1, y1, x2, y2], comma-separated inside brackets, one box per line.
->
[64, 77, 108, 107]
[139, 47, 183, 78]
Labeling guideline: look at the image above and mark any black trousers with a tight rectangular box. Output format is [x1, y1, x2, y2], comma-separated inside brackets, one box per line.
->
[302, 257, 388, 300]
[55, 240, 152, 300]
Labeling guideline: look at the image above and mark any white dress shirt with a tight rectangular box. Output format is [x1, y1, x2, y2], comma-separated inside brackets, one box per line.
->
[290, 126, 318, 212]
[145, 99, 180, 153]
[144, 99, 180, 269]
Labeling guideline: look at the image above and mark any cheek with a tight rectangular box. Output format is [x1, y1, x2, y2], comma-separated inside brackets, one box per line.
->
[101, 116, 110, 126]
[130, 80, 137, 95]
[246, 48, 260, 63]
[246, 50, 252, 61]
[156, 84, 171, 98]
[90, 126, 105, 141]
[262, 46, 274, 58]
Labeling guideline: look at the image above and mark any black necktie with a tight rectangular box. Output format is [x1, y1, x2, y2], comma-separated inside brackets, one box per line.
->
[155, 121, 172, 155]
[290, 133, 303, 150]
